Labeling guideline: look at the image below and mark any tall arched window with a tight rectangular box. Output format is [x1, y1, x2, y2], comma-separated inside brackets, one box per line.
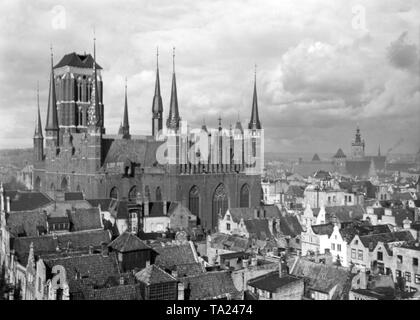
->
[212, 183, 228, 228]
[144, 186, 150, 200]
[61, 177, 68, 191]
[110, 187, 119, 200]
[155, 187, 162, 201]
[34, 177, 41, 191]
[128, 185, 137, 202]
[76, 185, 81, 192]
[189, 186, 200, 217]
[240, 184, 250, 208]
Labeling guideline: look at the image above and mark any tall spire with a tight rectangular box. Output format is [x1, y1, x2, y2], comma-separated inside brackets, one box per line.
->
[45, 45, 59, 132]
[34, 82, 43, 138]
[167, 47, 180, 131]
[121, 77, 130, 139]
[378, 144, 381, 157]
[88, 33, 100, 127]
[152, 46, 163, 113]
[248, 64, 261, 130]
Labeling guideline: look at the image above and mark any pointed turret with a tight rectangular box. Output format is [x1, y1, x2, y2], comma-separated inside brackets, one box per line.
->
[248, 65, 262, 130]
[88, 36, 100, 128]
[152, 47, 163, 137]
[120, 78, 130, 139]
[34, 83, 43, 139]
[33, 83, 44, 162]
[45, 48, 59, 132]
[166, 47, 180, 131]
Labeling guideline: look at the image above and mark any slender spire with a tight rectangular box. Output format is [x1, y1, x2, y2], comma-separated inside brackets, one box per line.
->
[167, 47, 180, 130]
[121, 77, 130, 138]
[88, 33, 100, 127]
[152, 46, 163, 112]
[34, 82, 43, 138]
[201, 117, 208, 132]
[218, 115, 222, 131]
[45, 45, 59, 131]
[378, 144, 381, 157]
[248, 64, 261, 130]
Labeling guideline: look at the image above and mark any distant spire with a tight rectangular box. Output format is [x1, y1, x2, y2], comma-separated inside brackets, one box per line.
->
[45, 46, 59, 132]
[167, 47, 180, 130]
[378, 144, 381, 157]
[218, 115, 222, 131]
[34, 82, 43, 138]
[152, 47, 163, 112]
[248, 64, 261, 130]
[120, 77, 130, 138]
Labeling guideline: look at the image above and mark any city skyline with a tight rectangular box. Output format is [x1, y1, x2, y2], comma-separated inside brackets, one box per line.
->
[0, 0, 419, 154]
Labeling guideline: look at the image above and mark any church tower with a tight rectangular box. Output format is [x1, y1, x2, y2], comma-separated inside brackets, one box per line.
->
[87, 36, 102, 173]
[166, 47, 181, 132]
[45, 47, 59, 159]
[33, 83, 44, 163]
[152, 48, 163, 138]
[351, 126, 365, 159]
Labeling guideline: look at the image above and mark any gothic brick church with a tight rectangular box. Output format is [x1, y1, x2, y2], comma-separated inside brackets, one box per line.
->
[31, 41, 262, 230]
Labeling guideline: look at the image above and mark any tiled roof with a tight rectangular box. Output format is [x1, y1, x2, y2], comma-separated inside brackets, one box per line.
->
[279, 214, 303, 237]
[390, 208, 416, 227]
[54, 52, 102, 69]
[291, 259, 352, 299]
[340, 223, 392, 243]
[4, 191, 52, 212]
[44, 252, 120, 293]
[12, 229, 111, 265]
[6, 210, 47, 237]
[313, 170, 331, 180]
[68, 207, 102, 231]
[359, 231, 414, 251]
[248, 271, 302, 293]
[101, 138, 163, 169]
[135, 265, 177, 285]
[392, 192, 415, 201]
[108, 232, 151, 252]
[333, 148, 346, 158]
[181, 271, 240, 300]
[311, 223, 334, 236]
[154, 243, 198, 270]
[312, 205, 365, 223]
[244, 219, 273, 240]
[82, 284, 143, 300]
[286, 185, 305, 198]
[209, 233, 251, 252]
[64, 192, 84, 201]
[86, 198, 113, 211]
[227, 205, 280, 223]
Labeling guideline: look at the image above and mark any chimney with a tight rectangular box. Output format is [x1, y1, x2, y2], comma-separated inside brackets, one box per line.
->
[178, 282, 185, 300]
[251, 257, 257, 266]
[254, 208, 259, 219]
[171, 269, 178, 279]
[242, 259, 249, 268]
[0, 185, 4, 212]
[403, 217, 411, 230]
[163, 200, 167, 216]
[88, 245, 93, 254]
[101, 242, 109, 257]
[6, 196, 10, 213]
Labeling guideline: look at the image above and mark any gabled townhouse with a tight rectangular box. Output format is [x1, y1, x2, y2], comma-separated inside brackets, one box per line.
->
[392, 242, 420, 293]
[301, 222, 334, 256]
[348, 231, 414, 271]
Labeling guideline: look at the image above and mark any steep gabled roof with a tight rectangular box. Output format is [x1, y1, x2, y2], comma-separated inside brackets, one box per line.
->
[108, 232, 151, 252]
[5, 190, 52, 212]
[311, 223, 334, 236]
[68, 207, 102, 231]
[244, 219, 273, 240]
[135, 265, 177, 285]
[54, 52, 102, 69]
[312, 153, 321, 161]
[82, 284, 143, 300]
[248, 271, 302, 293]
[333, 148, 346, 158]
[359, 231, 414, 251]
[227, 205, 280, 223]
[154, 243, 198, 270]
[6, 210, 47, 237]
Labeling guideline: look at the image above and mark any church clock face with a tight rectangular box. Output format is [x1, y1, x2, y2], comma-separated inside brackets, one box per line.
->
[175, 230, 187, 242]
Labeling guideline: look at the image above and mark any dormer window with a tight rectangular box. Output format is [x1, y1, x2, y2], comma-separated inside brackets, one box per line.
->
[226, 214, 231, 221]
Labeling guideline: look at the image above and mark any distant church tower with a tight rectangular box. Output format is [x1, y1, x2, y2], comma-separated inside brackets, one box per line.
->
[45, 47, 59, 160]
[152, 48, 163, 138]
[118, 78, 130, 139]
[33, 83, 44, 163]
[351, 126, 365, 159]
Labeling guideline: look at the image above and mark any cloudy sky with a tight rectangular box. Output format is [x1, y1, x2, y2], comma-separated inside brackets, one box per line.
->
[0, 0, 419, 155]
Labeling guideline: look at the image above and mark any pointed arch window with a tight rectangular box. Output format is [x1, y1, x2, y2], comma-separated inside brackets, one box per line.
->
[240, 184, 250, 208]
[110, 187, 119, 200]
[212, 183, 228, 228]
[128, 186, 137, 202]
[155, 187, 162, 201]
[144, 185, 150, 200]
[61, 177, 68, 191]
[34, 177, 41, 191]
[189, 186, 200, 217]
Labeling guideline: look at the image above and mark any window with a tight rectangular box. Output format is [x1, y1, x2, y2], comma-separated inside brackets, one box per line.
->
[331, 243, 336, 251]
[413, 258, 418, 266]
[405, 272, 411, 283]
[226, 223, 231, 231]
[351, 249, 356, 259]
[415, 274, 420, 284]
[226, 214, 231, 221]
[349, 196, 352, 202]
[397, 255, 403, 264]
[212, 184, 228, 227]
[155, 187, 162, 201]
[110, 187, 119, 199]
[377, 251, 383, 261]
[355, 240, 358, 245]
[337, 244, 341, 252]
[358, 250, 363, 261]
[240, 184, 250, 208]
[128, 186, 137, 202]
[396, 270, 402, 278]
[189, 186, 200, 218]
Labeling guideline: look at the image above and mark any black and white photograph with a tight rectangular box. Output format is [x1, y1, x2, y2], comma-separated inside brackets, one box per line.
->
[0, 0, 419, 308]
